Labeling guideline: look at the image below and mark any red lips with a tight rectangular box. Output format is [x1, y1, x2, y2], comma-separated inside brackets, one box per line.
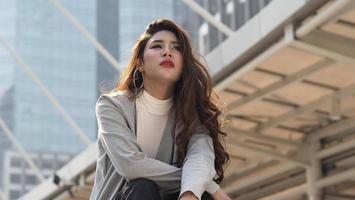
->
[159, 59, 175, 68]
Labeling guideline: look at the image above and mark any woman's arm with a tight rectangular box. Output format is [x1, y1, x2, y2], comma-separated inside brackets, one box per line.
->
[178, 130, 232, 200]
[179, 129, 219, 199]
[97, 96, 182, 191]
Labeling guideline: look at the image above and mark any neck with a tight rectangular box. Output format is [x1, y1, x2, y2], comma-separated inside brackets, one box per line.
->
[143, 79, 174, 100]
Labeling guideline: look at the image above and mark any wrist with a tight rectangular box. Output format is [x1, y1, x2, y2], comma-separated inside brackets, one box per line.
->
[212, 189, 222, 199]
[180, 191, 198, 200]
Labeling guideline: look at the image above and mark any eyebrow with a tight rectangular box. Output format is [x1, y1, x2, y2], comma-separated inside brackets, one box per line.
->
[151, 40, 179, 45]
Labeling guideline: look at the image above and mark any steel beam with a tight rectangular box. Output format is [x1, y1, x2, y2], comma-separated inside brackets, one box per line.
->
[302, 29, 355, 60]
[214, 38, 287, 91]
[222, 159, 278, 186]
[306, 142, 322, 200]
[226, 59, 332, 109]
[226, 126, 303, 148]
[48, 0, 120, 71]
[180, 0, 234, 37]
[0, 117, 45, 181]
[291, 40, 355, 66]
[233, 170, 305, 200]
[309, 117, 355, 142]
[317, 138, 355, 159]
[227, 141, 309, 168]
[296, 0, 355, 38]
[261, 167, 355, 200]
[224, 161, 300, 194]
[258, 82, 355, 131]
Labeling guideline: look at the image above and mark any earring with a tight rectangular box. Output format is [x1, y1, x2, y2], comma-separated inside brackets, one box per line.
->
[133, 68, 144, 90]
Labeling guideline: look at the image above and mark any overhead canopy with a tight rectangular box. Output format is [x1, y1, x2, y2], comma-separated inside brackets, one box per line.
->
[212, 0, 355, 199]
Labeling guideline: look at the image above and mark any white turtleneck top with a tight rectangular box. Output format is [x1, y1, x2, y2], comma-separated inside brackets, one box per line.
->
[136, 90, 173, 158]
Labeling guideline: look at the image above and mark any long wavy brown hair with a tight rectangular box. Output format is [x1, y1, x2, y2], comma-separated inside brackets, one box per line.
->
[113, 19, 229, 183]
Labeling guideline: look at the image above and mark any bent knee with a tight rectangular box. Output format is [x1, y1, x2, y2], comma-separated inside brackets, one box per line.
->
[129, 178, 158, 188]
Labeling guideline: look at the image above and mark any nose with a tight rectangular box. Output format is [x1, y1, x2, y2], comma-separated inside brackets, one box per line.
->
[162, 47, 172, 58]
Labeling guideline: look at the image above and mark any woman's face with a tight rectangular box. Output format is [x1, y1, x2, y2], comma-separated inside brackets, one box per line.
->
[140, 30, 183, 85]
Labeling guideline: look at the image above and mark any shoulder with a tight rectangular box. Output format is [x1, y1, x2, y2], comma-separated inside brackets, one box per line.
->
[96, 91, 135, 112]
[98, 90, 134, 105]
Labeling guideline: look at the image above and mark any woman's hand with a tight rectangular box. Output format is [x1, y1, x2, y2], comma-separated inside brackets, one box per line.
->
[179, 191, 198, 200]
[212, 189, 232, 200]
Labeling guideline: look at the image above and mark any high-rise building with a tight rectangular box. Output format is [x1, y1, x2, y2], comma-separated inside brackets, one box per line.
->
[96, 0, 120, 94]
[0, 1, 99, 198]
[0, 86, 14, 190]
[0, 0, 98, 197]
[0, 0, 97, 154]
[2, 150, 72, 200]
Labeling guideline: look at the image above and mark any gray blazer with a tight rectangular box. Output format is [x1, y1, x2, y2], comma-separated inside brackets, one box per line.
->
[90, 91, 219, 200]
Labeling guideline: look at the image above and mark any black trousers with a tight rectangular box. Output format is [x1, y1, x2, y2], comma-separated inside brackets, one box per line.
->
[115, 178, 213, 200]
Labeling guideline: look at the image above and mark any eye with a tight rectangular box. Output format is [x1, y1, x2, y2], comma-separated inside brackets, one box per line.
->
[172, 46, 181, 51]
[151, 44, 162, 49]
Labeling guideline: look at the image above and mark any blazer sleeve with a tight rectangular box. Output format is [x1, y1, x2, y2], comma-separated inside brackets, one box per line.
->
[96, 96, 181, 191]
[179, 128, 220, 199]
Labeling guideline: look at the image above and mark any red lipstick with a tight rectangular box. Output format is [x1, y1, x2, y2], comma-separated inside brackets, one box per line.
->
[160, 59, 175, 68]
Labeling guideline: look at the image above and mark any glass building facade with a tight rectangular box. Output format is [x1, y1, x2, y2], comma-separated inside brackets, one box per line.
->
[0, 0, 97, 155]
[0, 87, 14, 190]
[96, 0, 120, 94]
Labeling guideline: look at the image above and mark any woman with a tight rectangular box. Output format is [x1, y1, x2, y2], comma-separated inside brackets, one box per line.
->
[90, 19, 231, 200]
